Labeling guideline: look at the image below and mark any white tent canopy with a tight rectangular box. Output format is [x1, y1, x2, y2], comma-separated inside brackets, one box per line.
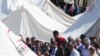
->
[29, 0, 76, 26]
[4, 0, 76, 27]
[86, 19, 100, 38]
[0, 21, 37, 56]
[0, 0, 23, 20]
[0, 0, 9, 14]
[0, 0, 8, 19]
[2, 1, 69, 41]
[63, 0, 100, 39]
[2, 0, 100, 41]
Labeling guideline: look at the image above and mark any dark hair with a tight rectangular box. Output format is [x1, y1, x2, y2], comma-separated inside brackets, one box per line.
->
[51, 41, 57, 46]
[80, 34, 86, 40]
[89, 47, 95, 53]
[31, 37, 35, 41]
[93, 42, 100, 49]
[26, 37, 30, 42]
[53, 30, 59, 35]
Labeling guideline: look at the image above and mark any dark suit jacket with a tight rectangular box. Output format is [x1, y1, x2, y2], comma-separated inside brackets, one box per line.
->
[49, 47, 64, 56]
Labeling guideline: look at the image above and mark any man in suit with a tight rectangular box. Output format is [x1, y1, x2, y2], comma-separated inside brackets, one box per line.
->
[49, 41, 58, 56]
[49, 41, 64, 56]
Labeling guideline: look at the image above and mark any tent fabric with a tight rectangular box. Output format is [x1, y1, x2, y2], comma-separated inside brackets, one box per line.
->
[72, 13, 84, 20]
[20, 9, 53, 41]
[63, 0, 100, 39]
[0, 0, 7, 20]
[29, 0, 76, 27]
[0, 0, 77, 27]
[4, 0, 76, 27]
[7, 0, 22, 12]
[94, 28, 100, 38]
[1, 0, 75, 41]
[1, 0, 100, 42]
[86, 19, 100, 38]
[2, 1, 68, 41]
[0, 0, 22, 20]
[1, 0, 9, 14]
[2, 8, 22, 35]
[0, 0, 22, 15]
[0, 21, 37, 56]
[30, 0, 44, 7]
[42, 0, 75, 26]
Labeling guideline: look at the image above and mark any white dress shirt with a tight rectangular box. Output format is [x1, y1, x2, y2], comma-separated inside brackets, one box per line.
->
[50, 48, 57, 56]
[97, 49, 100, 56]
[70, 49, 80, 56]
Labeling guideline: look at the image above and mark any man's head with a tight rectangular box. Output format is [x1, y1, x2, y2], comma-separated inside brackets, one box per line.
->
[31, 37, 35, 41]
[50, 38, 56, 44]
[76, 38, 82, 46]
[67, 42, 74, 51]
[31, 37, 35, 44]
[83, 38, 91, 48]
[68, 36, 74, 42]
[53, 30, 59, 38]
[26, 37, 31, 44]
[51, 41, 57, 48]
[89, 47, 95, 55]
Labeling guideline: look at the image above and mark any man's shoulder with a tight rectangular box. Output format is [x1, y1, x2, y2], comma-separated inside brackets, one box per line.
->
[59, 36, 65, 39]
[72, 49, 80, 56]
[59, 36, 66, 41]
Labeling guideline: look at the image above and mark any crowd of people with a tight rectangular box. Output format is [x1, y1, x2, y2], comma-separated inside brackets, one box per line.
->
[24, 30, 100, 56]
[50, 0, 89, 16]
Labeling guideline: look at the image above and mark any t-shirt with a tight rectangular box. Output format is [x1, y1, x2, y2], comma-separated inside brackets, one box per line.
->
[56, 36, 66, 47]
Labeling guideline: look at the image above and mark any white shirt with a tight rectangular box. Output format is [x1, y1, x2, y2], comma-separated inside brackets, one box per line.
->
[70, 49, 80, 56]
[97, 49, 100, 56]
[50, 48, 57, 56]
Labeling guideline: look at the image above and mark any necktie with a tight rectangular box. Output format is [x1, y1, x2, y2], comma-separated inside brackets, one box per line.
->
[52, 49, 55, 55]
